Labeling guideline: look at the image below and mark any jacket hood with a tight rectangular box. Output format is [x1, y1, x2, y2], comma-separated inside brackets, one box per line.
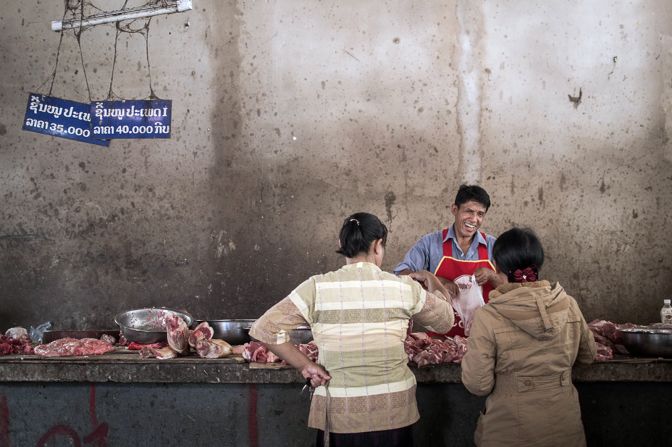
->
[488, 281, 571, 340]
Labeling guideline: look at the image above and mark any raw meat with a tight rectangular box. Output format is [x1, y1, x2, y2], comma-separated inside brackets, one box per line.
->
[141, 346, 178, 359]
[404, 333, 468, 367]
[100, 334, 117, 345]
[34, 338, 114, 357]
[0, 327, 33, 356]
[242, 341, 269, 362]
[297, 341, 319, 362]
[188, 321, 214, 348]
[195, 339, 232, 359]
[4, 327, 28, 340]
[127, 341, 167, 351]
[588, 319, 637, 360]
[165, 314, 189, 354]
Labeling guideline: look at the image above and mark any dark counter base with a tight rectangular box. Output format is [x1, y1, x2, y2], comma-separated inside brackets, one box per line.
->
[0, 381, 668, 447]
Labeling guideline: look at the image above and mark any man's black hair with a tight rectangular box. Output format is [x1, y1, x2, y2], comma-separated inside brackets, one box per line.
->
[454, 184, 491, 210]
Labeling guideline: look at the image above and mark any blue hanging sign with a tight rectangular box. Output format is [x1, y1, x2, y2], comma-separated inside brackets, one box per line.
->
[91, 99, 171, 139]
[22, 93, 110, 147]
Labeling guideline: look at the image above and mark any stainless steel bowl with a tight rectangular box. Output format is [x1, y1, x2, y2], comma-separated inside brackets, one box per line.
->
[619, 327, 672, 358]
[198, 319, 255, 345]
[288, 326, 313, 345]
[115, 308, 193, 344]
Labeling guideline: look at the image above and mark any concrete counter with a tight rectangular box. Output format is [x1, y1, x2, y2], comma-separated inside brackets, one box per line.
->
[0, 353, 670, 383]
[0, 355, 670, 446]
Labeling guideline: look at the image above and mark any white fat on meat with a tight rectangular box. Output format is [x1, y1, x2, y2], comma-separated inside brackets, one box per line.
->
[5, 327, 28, 340]
[195, 338, 232, 358]
[164, 315, 189, 354]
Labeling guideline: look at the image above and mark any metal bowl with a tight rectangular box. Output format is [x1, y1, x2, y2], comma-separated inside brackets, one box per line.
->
[115, 308, 193, 344]
[198, 319, 255, 345]
[288, 326, 313, 345]
[619, 328, 672, 358]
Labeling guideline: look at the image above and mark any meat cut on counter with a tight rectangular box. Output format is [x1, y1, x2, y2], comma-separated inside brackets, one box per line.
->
[588, 319, 636, 361]
[33, 337, 115, 357]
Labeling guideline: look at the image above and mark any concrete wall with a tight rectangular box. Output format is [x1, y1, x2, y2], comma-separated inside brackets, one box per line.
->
[0, 382, 669, 446]
[1, 1, 671, 329]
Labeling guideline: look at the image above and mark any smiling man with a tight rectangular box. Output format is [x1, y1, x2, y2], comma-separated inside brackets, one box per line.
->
[394, 184, 505, 337]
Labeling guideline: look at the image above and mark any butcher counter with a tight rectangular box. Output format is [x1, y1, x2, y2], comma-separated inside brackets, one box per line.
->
[0, 354, 670, 446]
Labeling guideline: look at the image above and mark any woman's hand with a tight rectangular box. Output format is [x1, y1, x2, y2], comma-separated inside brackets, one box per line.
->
[409, 271, 455, 300]
[300, 363, 331, 388]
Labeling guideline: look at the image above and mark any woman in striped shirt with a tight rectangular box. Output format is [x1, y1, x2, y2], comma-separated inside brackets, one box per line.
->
[250, 212, 454, 447]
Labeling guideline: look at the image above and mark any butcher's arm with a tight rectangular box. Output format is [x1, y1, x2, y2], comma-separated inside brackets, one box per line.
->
[461, 309, 496, 396]
[393, 236, 431, 274]
[263, 342, 331, 387]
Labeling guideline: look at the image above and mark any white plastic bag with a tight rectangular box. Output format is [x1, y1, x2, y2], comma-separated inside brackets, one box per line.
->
[452, 274, 484, 335]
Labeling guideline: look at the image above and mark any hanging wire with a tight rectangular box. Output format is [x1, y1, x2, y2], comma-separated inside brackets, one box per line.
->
[39, 0, 171, 100]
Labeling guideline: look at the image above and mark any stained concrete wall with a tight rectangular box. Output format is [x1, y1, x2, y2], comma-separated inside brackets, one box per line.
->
[1, 1, 671, 330]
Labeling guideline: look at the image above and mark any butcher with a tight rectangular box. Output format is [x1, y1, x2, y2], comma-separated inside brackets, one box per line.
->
[394, 184, 505, 336]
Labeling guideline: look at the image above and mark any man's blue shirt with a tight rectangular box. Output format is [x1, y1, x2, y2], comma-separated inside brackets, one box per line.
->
[393, 225, 496, 274]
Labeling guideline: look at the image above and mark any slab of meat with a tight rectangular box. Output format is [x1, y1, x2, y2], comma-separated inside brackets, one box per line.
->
[164, 314, 189, 354]
[127, 341, 167, 351]
[195, 339, 232, 359]
[588, 319, 637, 359]
[188, 321, 214, 348]
[141, 346, 178, 359]
[242, 341, 268, 362]
[231, 345, 246, 355]
[34, 338, 114, 357]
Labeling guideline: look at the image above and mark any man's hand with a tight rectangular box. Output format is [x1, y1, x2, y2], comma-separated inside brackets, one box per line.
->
[474, 268, 507, 288]
[437, 276, 459, 298]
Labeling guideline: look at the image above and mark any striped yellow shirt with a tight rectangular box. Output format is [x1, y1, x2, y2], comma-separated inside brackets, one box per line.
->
[250, 262, 453, 433]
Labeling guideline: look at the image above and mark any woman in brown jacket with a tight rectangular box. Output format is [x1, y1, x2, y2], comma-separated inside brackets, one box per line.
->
[461, 227, 596, 447]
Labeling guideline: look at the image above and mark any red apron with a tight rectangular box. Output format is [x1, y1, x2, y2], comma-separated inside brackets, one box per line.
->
[428, 229, 495, 338]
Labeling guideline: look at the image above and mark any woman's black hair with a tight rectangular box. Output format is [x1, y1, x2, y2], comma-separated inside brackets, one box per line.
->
[336, 212, 388, 258]
[493, 227, 544, 282]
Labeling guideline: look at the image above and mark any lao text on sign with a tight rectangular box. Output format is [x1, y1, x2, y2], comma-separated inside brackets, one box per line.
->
[22, 93, 110, 146]
[91, 99, 171, 139]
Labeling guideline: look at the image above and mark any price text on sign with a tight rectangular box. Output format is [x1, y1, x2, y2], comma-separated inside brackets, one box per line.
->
[91, 99, 172, 139]
[22, 93, 110, 147]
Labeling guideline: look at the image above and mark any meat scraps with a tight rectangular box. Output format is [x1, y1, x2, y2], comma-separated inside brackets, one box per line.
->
[0, 328, 34, 356]
[34, 338, 114, 357]
[165, 314, 189, 354]
[404, 333, 468, 367]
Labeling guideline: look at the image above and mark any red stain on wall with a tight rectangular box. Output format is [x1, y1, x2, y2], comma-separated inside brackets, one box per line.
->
[248, 384, 258, 447]
[36, 425, 82, 447]
[33, 384, 109, 447]
[1, 395, 10, 447]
